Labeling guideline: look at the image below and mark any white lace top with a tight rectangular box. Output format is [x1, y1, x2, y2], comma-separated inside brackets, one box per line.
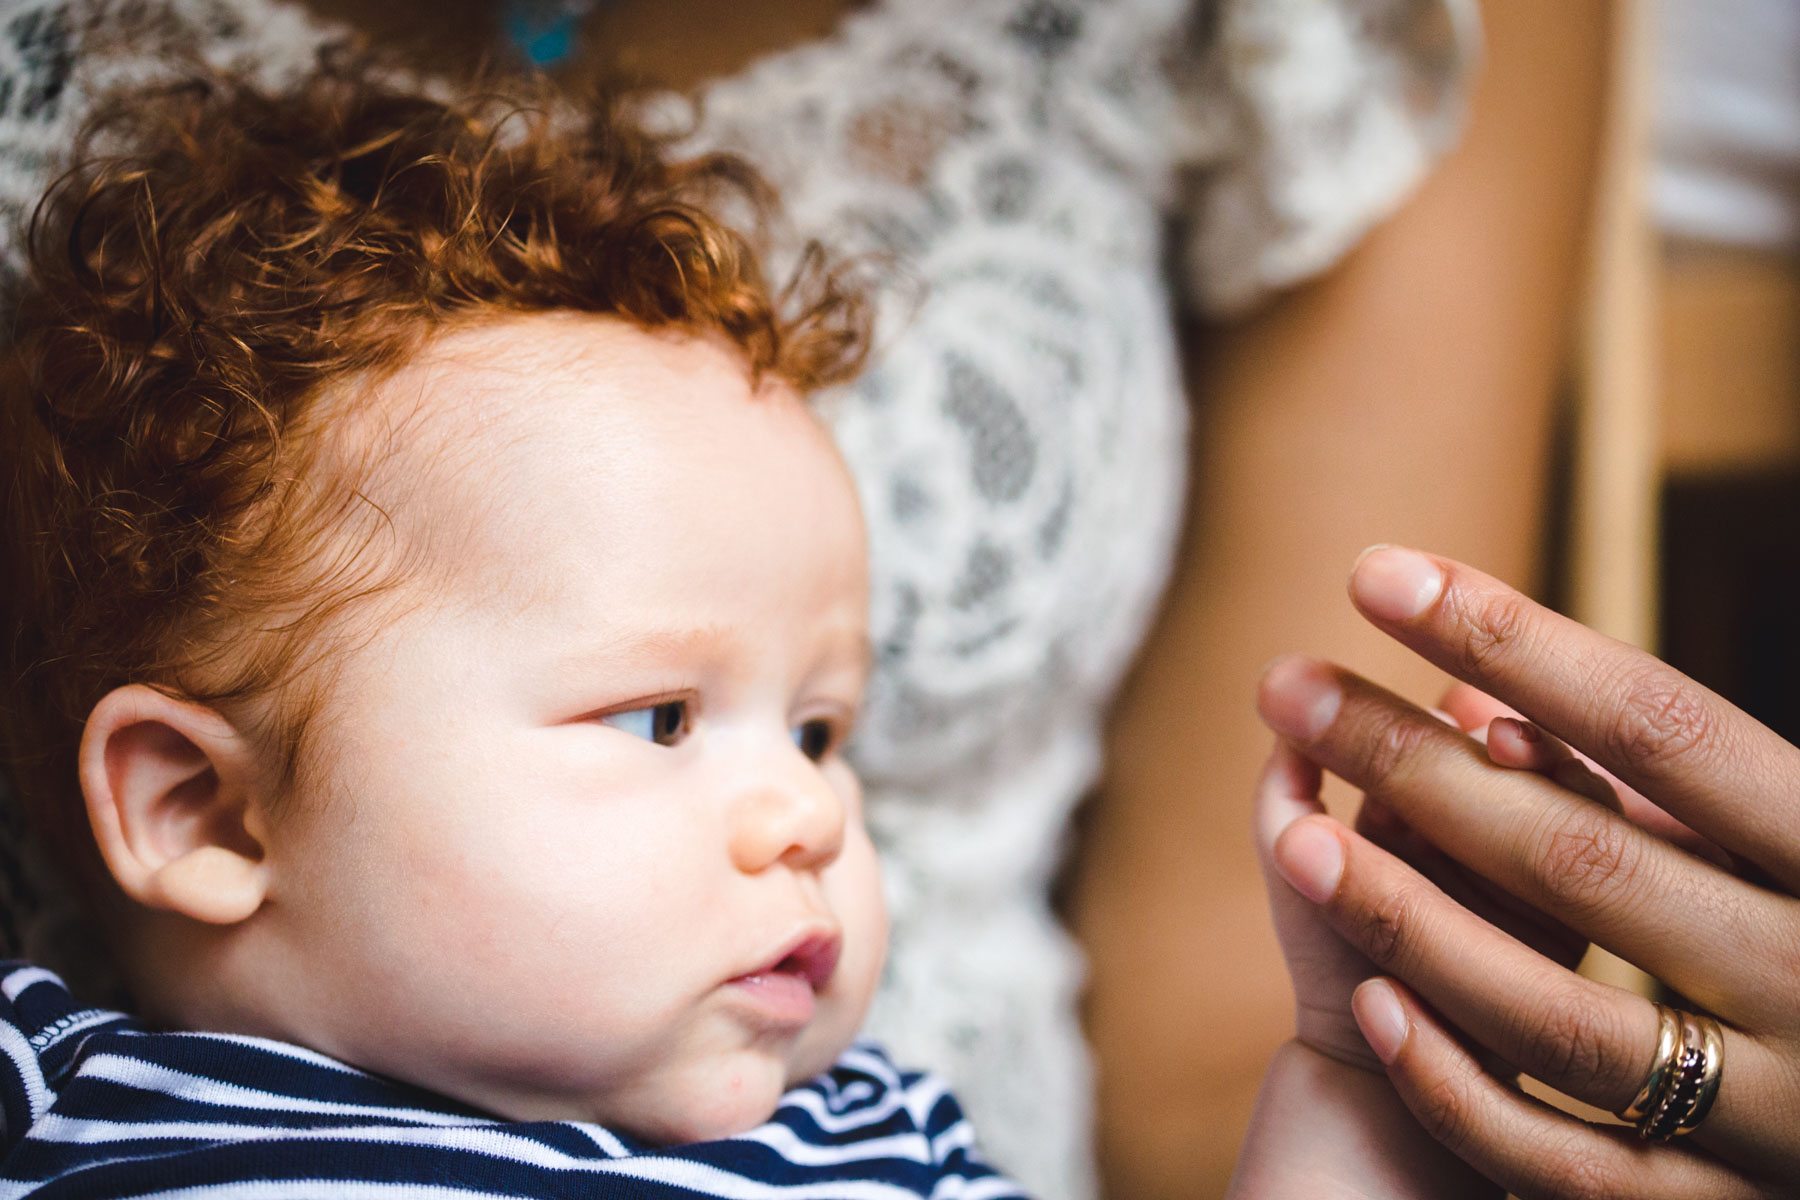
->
[0, 2, 1475, 1196]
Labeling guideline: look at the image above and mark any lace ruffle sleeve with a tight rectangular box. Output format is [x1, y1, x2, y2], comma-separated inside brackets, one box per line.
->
[1175, 0, 1480, 315]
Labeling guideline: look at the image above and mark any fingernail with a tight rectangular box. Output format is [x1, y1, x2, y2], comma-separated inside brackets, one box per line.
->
[1257, 655, 1341, 741]
[1353, 979, 1409, 1064]
[1351, 546, 1444, 622]
[1272, 819, 1344, 904]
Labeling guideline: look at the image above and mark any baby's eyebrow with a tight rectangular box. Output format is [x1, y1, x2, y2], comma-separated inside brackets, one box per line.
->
[630, 624, 741, 661]
[555, 623, 741, 673]
[551, 625, 872, 683]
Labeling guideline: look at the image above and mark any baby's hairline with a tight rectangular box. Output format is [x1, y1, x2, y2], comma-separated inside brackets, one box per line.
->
[206, 304, 841, 743]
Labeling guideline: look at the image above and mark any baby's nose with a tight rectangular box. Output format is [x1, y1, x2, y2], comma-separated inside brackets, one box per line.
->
[726, 755, 847, 875]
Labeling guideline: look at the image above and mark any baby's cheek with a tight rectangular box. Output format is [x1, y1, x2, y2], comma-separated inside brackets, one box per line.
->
[829, 828, 888, 1014]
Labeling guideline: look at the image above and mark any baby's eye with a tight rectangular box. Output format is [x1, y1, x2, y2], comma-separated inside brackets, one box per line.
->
[792, 718, 837, 763]
[600, 700, 688, 747]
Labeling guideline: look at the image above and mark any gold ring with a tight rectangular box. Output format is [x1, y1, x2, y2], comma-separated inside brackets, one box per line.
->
[1676, 1013, 1724, 1135]
[1620, 1004, 1681, 1123]
[1626, 1006, 1726, 1143]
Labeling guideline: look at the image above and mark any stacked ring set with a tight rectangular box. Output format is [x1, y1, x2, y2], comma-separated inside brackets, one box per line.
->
[1619, 1004, 1725, 1143]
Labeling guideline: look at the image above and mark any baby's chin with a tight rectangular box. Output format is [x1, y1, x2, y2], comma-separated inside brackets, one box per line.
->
[588, 1052, 810, 1146]
[463, 1036, 846, 1147]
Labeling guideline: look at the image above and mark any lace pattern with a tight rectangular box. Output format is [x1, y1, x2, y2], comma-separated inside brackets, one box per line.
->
[0, 0, 329, 282]
[1179, 0, 1479, 313]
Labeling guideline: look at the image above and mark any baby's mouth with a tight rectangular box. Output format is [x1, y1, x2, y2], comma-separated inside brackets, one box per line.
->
[726, 930, 842, 1027]
[764, 932, 841, 991]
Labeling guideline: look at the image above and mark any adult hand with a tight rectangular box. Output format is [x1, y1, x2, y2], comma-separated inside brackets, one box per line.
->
[1255, 546, 1800, 1199]
[1254, 729, 1588, 1076]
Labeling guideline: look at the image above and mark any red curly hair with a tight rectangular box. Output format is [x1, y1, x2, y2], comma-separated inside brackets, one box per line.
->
[0, 54, 871, 885]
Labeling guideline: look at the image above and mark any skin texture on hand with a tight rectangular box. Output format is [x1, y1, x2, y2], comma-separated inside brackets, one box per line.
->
[1256, 547, 1800, 1200]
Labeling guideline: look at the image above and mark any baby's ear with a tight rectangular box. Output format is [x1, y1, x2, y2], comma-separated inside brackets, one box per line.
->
[79, 685, 271, 925]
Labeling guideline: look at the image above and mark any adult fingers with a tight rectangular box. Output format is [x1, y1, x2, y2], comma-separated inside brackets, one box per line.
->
[1490, 716, 1730, 866]
[1275, 812, 1666, 1115]
[1436, 687, 1655, 825]
[1257, 655, 1800, 1024]
[1281, 816, 1800, 1180]
[1487, 717, 1623, 812]
[1440, 681, 1516, 734]
[1354, 979, 1786, 1200]
[1348, 545, 1800, 891]
[1411, 714, 1600, 965]
[1281, 813, 1799, 1183]
[1355, 801, 1585, 970]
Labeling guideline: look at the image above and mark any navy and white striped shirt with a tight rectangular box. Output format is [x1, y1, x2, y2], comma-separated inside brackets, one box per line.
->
[0, 964, 1029, 1198]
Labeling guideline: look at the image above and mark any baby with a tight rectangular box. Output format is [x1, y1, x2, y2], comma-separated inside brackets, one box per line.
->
[0, 55, 1495, 1199]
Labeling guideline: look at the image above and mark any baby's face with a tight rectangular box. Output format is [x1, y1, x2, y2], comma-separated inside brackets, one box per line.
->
[237, 314, 883, 1142]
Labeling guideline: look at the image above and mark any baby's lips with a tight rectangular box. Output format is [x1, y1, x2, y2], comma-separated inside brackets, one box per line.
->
[730, 921, 842, 993]
[780, 932, 841, 991]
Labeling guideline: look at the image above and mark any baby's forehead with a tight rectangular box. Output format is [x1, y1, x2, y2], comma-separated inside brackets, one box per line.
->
[310, 311, 854, 597]
[340, 314, 679, 471]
